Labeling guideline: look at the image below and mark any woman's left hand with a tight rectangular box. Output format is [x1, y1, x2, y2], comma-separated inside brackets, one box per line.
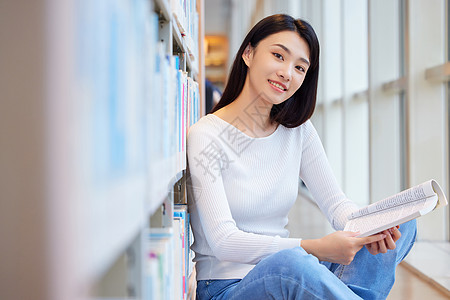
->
[365, 225, 401, 255]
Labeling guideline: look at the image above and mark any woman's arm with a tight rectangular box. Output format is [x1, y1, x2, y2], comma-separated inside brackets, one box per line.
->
[299, 120, 359, 230]
[299, 121, 401, 258]
[301, 231, 387, 265]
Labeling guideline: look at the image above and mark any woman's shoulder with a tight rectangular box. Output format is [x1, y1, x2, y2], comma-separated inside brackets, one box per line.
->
[300, 119, 315, 132]
[297, 119, 319, 141]
[284, 119, 315, 134]
[280, 119, 318, 142]
[187, 114, 224, 140]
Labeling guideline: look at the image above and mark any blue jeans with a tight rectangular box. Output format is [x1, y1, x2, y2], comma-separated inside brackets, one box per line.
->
[196, 220, 416, 300]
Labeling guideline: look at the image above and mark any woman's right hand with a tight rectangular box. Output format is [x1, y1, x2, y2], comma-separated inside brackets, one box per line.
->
[301, 231, 387, 265]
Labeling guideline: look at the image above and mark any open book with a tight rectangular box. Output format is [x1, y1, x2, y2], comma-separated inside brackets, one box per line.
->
[344, 180, 448, 237]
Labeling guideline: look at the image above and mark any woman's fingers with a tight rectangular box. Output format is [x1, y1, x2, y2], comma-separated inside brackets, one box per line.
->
[367, 227, 401, 255]
[365, 242, 378, 255]
[350, 227, 402, 256]
[358, 232, 386, 245]
[377, 231, 389, 253]
[390, 226, 401, 242]
[384, 230, 396, 250]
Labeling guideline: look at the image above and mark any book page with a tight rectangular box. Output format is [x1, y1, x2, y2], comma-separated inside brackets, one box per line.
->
[348, 180, 436, 220]
[344, 196, 437, 237]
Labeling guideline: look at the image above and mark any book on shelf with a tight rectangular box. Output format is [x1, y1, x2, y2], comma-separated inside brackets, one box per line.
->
[148, 35, 200, 205]
[147, 228, 175, 300]
[147, 206, 194, 300]
[170, 0, 199, 58]
[344, 179, 448, 237]
[174, 204, 195, 300]
[173, 216, 185, 300]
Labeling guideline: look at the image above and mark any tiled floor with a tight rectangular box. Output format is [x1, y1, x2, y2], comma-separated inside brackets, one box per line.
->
[287, 189, 450, 299]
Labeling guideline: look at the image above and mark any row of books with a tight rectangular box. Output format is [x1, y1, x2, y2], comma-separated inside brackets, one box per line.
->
[146, 0, 199, 298]
[74, 0, 200, 286]
[148, 40, 200, 208]
[76, 0, 200, 213]
[72, 0, 201, 296]
[77, 0, 155, 180]
[146, 205, 194, 300]
[177, 67, 200, 155]
[73, 0, 173, 279]
[171, 0, 199, 58]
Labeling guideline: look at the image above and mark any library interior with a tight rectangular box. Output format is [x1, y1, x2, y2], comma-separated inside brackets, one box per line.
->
[1, 0, 450, 299]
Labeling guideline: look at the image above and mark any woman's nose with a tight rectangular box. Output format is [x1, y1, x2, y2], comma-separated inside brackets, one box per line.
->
[277, 66, 291, 81]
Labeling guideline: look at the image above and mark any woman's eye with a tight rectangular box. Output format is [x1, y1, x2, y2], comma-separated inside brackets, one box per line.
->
[296, 66, 305, 72]
[273, 53, 283, 60]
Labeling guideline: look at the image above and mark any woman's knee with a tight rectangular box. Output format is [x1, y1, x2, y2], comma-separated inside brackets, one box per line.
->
[396, 219, 417, 263]
[250, 248, 359, 299]
[399, 219, 417, 244]
[262, 247, 323, 276]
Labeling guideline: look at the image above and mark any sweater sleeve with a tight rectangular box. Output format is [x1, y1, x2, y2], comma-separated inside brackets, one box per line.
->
[299, 120, 359, 230]
[187, 123, 301, 265]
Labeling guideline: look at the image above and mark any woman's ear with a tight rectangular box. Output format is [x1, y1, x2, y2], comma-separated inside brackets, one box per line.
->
[242, 44, 253, 67]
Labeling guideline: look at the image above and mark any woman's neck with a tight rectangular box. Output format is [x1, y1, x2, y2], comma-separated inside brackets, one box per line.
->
[213, 86, 277, 137]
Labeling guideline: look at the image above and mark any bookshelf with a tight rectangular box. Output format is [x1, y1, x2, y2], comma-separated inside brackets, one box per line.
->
[0, 0, 204, 299]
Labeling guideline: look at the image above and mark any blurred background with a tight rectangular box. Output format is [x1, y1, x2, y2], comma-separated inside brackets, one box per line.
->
[1, 0, 449, 299]
[205, 0, 449, 240]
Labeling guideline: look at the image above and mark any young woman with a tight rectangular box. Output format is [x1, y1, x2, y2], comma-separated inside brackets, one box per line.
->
[187, 14, 416, 300]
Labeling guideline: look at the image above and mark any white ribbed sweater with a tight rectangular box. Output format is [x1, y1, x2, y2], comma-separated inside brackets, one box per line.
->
[186, 114, 358, 280]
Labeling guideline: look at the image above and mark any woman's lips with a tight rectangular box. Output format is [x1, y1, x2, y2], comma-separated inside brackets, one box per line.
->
[268, 79, 287, 92]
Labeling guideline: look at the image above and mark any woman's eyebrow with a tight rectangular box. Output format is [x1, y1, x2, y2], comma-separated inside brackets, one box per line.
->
[272, 43, 310, 66]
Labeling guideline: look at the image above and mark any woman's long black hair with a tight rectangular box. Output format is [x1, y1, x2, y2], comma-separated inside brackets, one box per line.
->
[210, 14, 320, 128]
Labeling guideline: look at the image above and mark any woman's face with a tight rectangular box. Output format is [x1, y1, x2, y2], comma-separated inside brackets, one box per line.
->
[242, 31, 310, 105]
